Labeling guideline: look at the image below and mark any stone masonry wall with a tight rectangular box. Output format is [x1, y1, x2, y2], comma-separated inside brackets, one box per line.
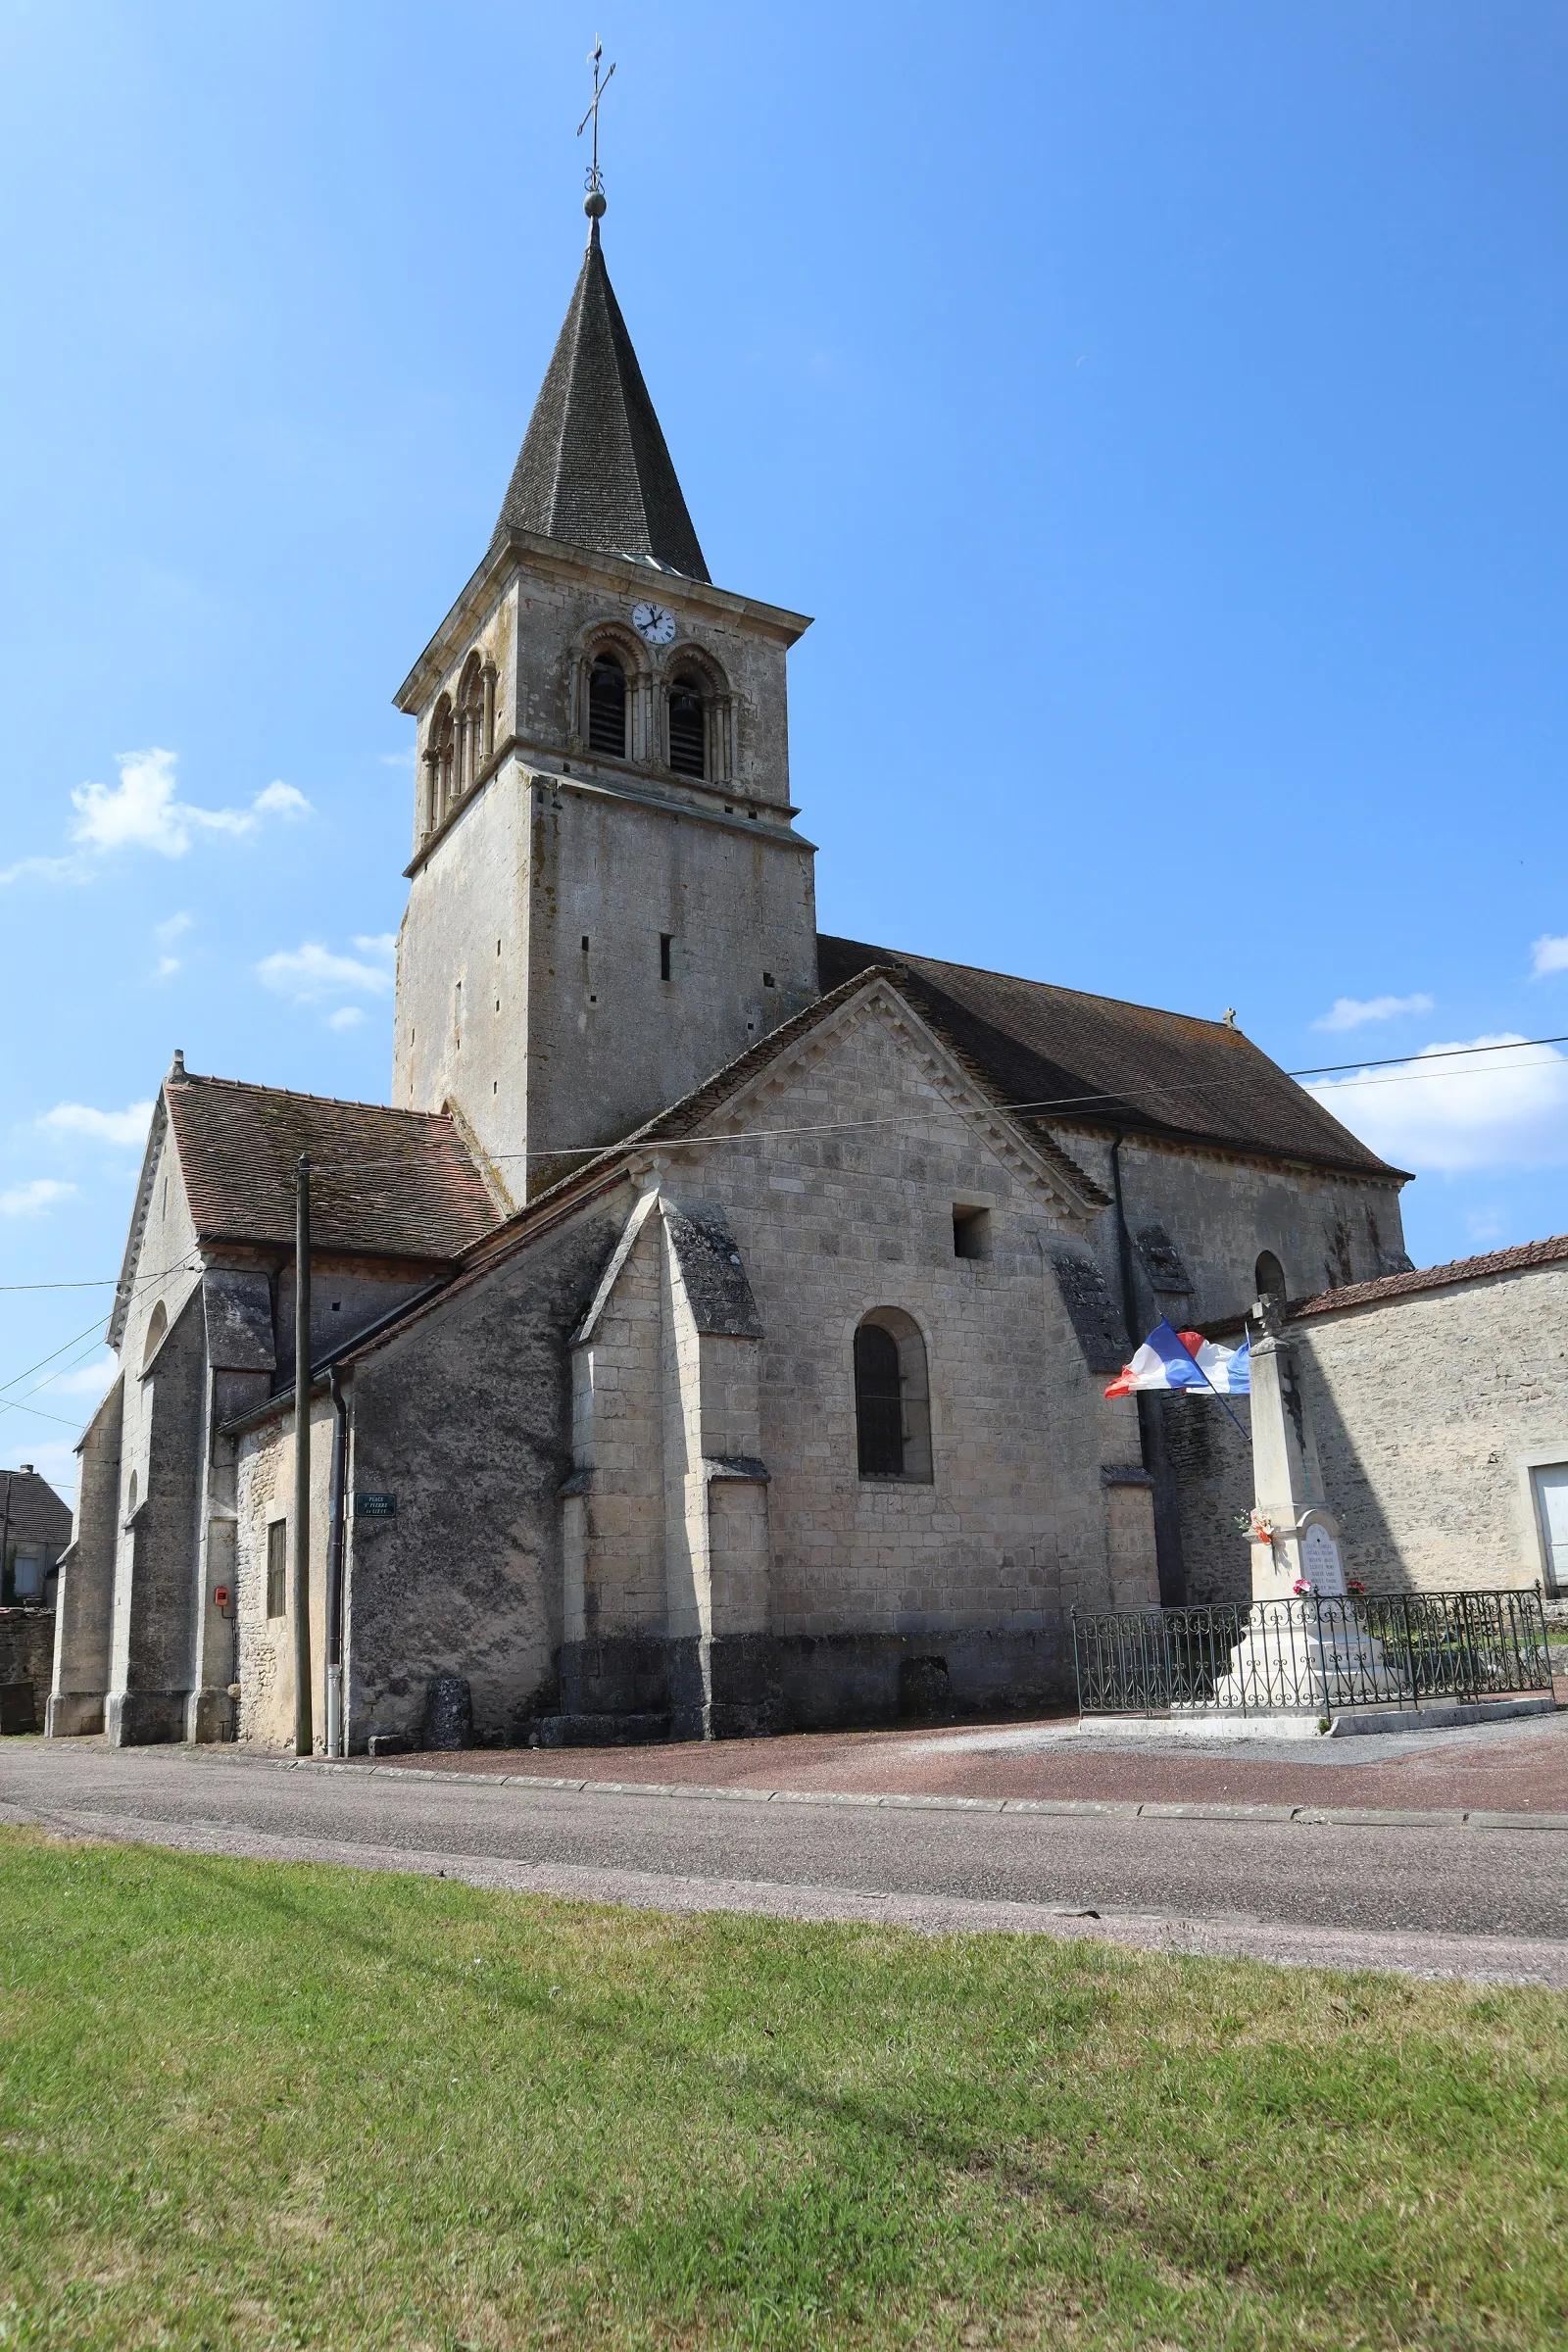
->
[1294, 1261, 1568, 1592]
[234, 1394, 334, 1751]
[657, 991, 1154, 1651]
[337, 1186, 631, 1750]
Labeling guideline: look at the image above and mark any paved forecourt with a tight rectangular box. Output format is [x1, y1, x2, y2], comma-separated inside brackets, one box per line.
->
[389, 1702, 1568, 1817]
[3, 1733, 1566, 1989]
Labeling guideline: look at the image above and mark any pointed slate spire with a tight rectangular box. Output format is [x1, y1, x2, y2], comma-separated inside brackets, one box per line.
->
[495, 219, 710, 582]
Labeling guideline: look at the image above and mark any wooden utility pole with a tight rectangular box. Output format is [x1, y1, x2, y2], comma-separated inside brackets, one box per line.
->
[293, 1153, 314, 1756]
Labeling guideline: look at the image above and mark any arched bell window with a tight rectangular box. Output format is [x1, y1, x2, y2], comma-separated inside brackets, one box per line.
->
[1254, 1250, 1287, 1311]
[854, 1308, 933, 1483]
[456, 652, 485, 794]
[427, 695, 456, 828]
[667, 675, 706, 778]
[588, 650, 628, 758]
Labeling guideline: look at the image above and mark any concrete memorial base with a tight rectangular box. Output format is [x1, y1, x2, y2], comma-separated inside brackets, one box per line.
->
[1112, 1692, 1557, 1740]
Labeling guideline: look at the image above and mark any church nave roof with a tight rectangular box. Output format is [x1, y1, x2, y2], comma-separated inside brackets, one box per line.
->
[816, 936, 1405, 1181]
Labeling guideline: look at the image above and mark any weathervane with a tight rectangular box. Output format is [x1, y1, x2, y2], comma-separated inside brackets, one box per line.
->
[578, 36, 615, 220]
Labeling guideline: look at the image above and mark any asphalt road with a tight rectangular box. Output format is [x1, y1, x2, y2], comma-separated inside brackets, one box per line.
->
[4, 1740, 1567, 1987]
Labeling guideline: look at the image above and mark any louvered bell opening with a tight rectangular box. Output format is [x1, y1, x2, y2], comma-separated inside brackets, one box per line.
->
[667, 683, 706, 778]
[854, 1323, 905, 1478]
[587, 655, 627, 758]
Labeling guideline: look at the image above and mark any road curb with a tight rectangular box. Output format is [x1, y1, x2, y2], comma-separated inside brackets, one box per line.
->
[114, 1743, 1568, 1832]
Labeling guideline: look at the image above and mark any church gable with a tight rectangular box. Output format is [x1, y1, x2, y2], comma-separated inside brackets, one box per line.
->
[634, 971, 1109, 1234]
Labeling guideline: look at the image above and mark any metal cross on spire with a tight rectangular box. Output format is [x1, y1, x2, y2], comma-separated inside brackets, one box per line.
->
[577, 36, 615, 211]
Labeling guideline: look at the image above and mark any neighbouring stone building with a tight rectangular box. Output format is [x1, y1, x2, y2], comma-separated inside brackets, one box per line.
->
[53, 198, 1447, 1753]
[1152, 1238, 1568, 1612]
[1, 1465, 71, 1736]
[2, 1463, 70, 1612]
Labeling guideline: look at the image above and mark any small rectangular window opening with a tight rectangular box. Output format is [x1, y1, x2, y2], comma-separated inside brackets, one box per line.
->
[267, 1520, 287, 1619]
[762, 972, 775, 989]
[580, 934, 590, 952]
[953, 1205, 992, 1261]
[660, 934, 673, 982]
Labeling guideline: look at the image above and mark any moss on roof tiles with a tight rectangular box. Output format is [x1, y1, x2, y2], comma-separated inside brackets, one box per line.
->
[166, 1075, 500, 1259]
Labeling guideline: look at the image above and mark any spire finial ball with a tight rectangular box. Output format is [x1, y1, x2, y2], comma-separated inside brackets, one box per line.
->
[584, 188, 607, 220]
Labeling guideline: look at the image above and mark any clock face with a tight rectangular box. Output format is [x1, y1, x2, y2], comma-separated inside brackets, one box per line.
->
[631, 600, 676, 646]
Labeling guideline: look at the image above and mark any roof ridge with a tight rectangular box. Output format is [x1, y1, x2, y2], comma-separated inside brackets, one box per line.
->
[820, 933, 1247, 1038]
[174, 1070, 459, 1126]
[1292, 1232, 1568, 1317]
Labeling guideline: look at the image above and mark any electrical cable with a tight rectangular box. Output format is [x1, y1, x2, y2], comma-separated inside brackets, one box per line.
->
[298, 1031, 1568, 1174]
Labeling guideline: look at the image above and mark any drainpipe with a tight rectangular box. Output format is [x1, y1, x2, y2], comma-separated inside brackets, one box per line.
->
[1109, 1134, 1186, 1606]
[325, 1366, 348, 1757]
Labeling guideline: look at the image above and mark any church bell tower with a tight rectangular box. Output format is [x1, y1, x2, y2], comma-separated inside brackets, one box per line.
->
[391, 185, 817, 1203]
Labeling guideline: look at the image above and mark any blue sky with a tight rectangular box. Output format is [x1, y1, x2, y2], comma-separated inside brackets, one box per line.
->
[4, 1, 1568, 1497]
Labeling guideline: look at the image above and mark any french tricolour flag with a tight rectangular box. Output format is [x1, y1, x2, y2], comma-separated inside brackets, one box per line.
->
[1104, 1318, 1250, 1398]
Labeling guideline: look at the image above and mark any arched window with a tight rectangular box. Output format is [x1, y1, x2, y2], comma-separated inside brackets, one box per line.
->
[126, 1471, 138, 1518]
[428, 695, 456, 824]
[588, 650, 627, 758]
[142, 1300, 167, 1371]
[456, 653, 485, 794]
[667, 676, 706, 778]
[1254, 1250, 1287, 1310]
[854, 1308, 933, 1483]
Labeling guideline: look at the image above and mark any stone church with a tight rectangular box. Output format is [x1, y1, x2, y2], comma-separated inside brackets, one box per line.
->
[49, 206, 1411, 1752]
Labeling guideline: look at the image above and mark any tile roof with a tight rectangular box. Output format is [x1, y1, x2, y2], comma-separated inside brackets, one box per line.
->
[1291, 1231, 1568, 1318]
[166, 1073, 501, 1260]
[0, 1468, 72, 1546]
[817, 935, 1405, 1181]
[493, 223, 709, 581]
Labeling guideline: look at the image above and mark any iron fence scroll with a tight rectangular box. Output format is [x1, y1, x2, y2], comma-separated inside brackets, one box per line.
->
[1072, 1589, 1553, 1718]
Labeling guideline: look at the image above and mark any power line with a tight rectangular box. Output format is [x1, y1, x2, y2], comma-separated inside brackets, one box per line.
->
[4, 1031, 1566, 1292]
[1290, 1032, 1568, 1078]
[0, 1279, 118, 1293]
[298, 1029, 1568, 1174]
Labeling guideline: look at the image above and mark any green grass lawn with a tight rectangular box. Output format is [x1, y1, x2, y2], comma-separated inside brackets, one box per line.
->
[0, 1826, 1563, 2349]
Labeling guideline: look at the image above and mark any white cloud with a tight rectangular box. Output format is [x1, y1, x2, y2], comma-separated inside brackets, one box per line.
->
[253, 780, 311, 821]
[378, 748, 416, 771]
[1313, 992, 1435, 1032]
[1530, 933, 1568, 977]
[352, 933, 397, 958]
[67, 749, 311, 858]
[0, 749, 318, 878]
[1306, 1034, 1568, 1172]
[326, 1005, 366, 1031]
[152, 909, 191, 978]
[257, 941, 395, 1008]
[0, 1178, 76, 1217]
[39, 1353, 117, 1400]
[38, 1100, 155, 1149]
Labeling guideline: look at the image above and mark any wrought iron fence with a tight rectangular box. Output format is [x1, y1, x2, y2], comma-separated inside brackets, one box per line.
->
[1072, 1589, 1554, 1719]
